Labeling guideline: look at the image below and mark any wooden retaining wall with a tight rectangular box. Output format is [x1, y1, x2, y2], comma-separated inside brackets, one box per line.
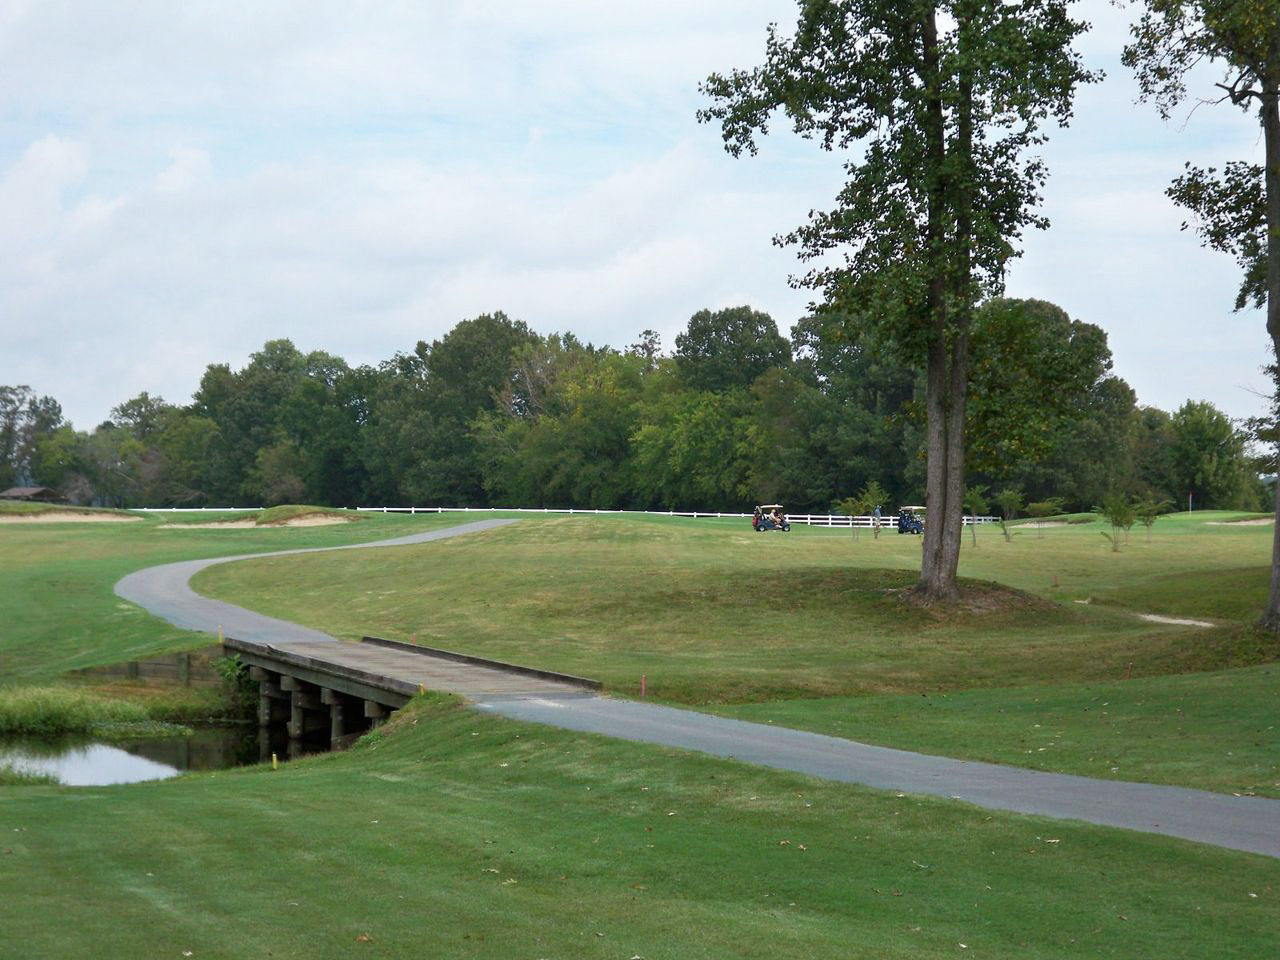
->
[69, 645, 225, 688]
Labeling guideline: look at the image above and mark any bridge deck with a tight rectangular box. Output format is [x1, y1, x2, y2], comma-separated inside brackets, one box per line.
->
[224, 636, 591, 706]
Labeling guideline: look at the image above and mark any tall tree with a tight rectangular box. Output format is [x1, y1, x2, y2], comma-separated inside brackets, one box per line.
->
[1123, 0, 1280, 627]
[674, 306, 791, 393]
[701, 0, 1095, 600]
[0, 385, 63, 490]
[1169, 399, 1253, 509]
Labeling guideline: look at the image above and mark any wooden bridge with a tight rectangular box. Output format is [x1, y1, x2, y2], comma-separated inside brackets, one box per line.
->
[223, 634, 600, 748]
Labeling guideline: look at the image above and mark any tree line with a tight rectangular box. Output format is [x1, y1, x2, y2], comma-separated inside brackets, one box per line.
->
[0, 300, 1264, 515]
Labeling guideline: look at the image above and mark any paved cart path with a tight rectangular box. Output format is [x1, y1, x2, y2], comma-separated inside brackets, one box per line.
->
[114, 518, 1280, 858]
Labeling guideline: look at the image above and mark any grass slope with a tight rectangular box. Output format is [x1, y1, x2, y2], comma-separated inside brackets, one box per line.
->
[0, 511, 469, 681]
[196, 512, 1277, 701]
[0, 499, 138, 516]
[1, 697, 1275, 960]
[192, 512, 1279, 795]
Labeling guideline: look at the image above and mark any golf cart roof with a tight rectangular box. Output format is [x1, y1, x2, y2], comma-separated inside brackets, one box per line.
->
[756, 504, 785, 510]
[899, 505, 925, 511]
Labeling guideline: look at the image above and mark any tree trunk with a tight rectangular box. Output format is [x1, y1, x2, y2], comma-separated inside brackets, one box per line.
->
[916, 7, 961, 604]
[1261, 57, 1280, 632]
[917, 8, 972, 604]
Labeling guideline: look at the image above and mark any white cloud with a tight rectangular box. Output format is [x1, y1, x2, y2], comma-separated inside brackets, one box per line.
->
[0, 0, 1272, 430]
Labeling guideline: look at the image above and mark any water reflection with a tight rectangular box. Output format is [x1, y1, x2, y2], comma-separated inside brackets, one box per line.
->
[0, 726, 260, 786]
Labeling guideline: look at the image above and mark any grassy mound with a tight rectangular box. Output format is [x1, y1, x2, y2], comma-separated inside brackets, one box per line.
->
[256, 504, 356, 525]
[0, 500, 137, 518]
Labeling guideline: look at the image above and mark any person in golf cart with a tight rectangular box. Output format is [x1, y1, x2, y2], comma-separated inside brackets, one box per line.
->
[753, 504, 791, 532]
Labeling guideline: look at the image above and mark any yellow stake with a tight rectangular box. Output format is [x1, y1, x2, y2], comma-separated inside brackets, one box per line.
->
[418, 683, 426, 695]
[271, 753, 278, 771]
[218, 624, 223, 643]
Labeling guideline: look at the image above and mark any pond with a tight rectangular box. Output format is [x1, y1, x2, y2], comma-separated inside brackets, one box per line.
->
[0, 724, 330, 786]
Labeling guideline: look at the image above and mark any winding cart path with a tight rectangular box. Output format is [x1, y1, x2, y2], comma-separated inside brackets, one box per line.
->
[114, 518, 1280, 858]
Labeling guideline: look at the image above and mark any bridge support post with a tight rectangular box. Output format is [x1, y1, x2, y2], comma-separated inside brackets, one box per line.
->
[281, 675, 326, 740]
[321, 687, 346, 743]
[251, 667, 289, 728]
[364, 699, 388, 728]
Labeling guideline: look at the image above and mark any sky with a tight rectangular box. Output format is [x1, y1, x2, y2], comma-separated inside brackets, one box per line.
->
[0, 0, 1271, 430]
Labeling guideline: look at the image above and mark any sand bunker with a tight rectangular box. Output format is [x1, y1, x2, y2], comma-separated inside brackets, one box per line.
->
[0, 511, 141, 523]
[1206, 518, 1273, 526]
[1139, 613, 1214, 628]
[158, 515, 351, 529]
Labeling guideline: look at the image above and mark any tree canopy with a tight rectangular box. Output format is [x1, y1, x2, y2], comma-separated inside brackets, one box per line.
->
[700, 0, 1096, 600]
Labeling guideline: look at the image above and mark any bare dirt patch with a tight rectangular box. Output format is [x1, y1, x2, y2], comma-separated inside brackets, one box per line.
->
[0, 512, 141, 524]
[887, 580, 1058, 619]
[1206, 518, 1273, 526]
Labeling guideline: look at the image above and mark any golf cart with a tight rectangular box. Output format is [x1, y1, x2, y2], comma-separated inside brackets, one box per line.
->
[752, 504, 791, 533]
[897, 505, 925, 535]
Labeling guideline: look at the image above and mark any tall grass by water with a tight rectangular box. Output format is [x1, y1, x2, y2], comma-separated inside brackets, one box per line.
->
[0, 686, 151, 735]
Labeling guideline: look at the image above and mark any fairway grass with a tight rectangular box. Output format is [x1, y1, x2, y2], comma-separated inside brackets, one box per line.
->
[0, 510, 472, 681]
[2, 509, 1277, 956]
[1, 696, 1275, 960]
[192, 512, 1279, 795]
[195, 512, 1277, 702]
[717, 664, 1280, 797]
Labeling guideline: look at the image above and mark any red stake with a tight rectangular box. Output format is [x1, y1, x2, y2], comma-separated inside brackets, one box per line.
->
[640, 673, 647, 697]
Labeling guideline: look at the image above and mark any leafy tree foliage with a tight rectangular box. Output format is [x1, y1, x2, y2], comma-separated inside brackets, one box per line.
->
[675, 306, 791, 393]
[1123, 0, 1280, 626]
[1169, 399, 1255, 509]
[0, 386, 63, 490]
[700, 0, 1096, 601]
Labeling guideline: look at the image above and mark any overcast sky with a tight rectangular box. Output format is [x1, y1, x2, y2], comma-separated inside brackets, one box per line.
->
[0, 0, 1270, 430]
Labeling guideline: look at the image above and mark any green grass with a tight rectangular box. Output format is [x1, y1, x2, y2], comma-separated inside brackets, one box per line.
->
[160, 504, 361, 525]
[0, 510, 472, 681]
[191, 511, 1279, 795]
[0, 685, 152, 735]
[196, 512, 1277, 701]
[0, 499, 138, 517]
[1, 510, 1277, 956]
[1, 696, 1275, 960]
[0, 765, 58, 786]
[717, 664, 1280, 797]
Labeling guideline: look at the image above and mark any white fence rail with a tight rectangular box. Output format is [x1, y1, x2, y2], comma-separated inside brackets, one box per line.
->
[352, 506, 1000, 527]
[131, 504, 1000, 527]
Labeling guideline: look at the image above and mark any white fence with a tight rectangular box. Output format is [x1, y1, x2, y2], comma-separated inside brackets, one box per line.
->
[131, 504, 1000, 527]
[352, 505, 1000, 527]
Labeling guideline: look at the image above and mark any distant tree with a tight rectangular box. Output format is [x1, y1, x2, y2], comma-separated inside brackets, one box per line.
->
[964, 484, 989, 547]
[1169, 400, 1251, 509]
[1025, 496, 1066, 538]
[701, 0, 1096, 602]
[626, 329, 664, 369]
[674, 306, 791, 394]
[1131, 405, 1179, 503]
[791, 311, 916, 510]
[860, 479, 889, 539]
[1096, 492, 1137, 553]
[110, 392, 173, 440]
[993, 487, 1024, 543]
[1134, 495, 1175, 542]
[0, 385, 64, 490]
[967, 299, 1123, 483]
